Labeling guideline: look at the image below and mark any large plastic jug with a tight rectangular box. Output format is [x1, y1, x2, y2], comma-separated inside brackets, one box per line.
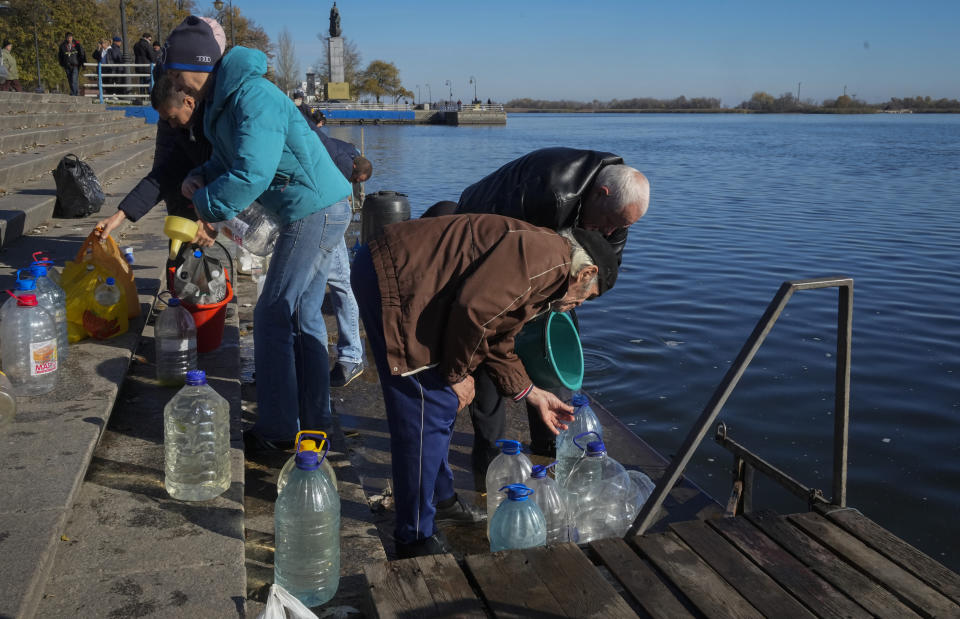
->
[624, 470, 657, 525]
[277, 430, 338, 495]
[29, 266, 68, 363]
[274, 446, 341, 607]
[0, 370, 18, 427]
[528, 462, 569, 545]
[489, 484, 546, 552]
[555, 393, 602, 487]
[87, 277, 128, 339]
[163, 370, 231, 501]
[485, 439, 532, 536]
[0, 292, 58, 395]
[155, 296, 198, 386]
[218, 201, 281, 257]
[562, 431, 632, 543]
[31, 251, 62, 286]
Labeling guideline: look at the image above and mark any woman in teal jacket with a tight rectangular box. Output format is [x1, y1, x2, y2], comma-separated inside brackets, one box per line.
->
[167, 16, 352, 448]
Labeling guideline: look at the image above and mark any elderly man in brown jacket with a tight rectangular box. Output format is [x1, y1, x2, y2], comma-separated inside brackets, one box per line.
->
[351, 213, 619, 558]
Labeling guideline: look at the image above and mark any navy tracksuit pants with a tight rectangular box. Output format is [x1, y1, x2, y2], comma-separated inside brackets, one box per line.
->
[351, 245, 458, 544]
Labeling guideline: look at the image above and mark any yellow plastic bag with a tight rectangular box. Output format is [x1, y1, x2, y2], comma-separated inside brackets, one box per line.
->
[62, 232, 133, 341]
[64, 232, 140, 320]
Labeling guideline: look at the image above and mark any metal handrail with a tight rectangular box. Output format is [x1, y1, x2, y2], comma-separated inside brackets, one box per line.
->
[82, 62, 154, 104]
[625, 276, 853, 537]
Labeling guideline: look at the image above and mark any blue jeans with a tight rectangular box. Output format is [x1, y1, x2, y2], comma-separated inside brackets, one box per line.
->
[352, 245, 458, 544]
[252, 199, 351, 440]
[325, 238, 363, 365]
[64, 66, 79, 96]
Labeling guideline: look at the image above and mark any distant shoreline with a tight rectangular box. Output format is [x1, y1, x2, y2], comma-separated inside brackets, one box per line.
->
[505, 108, 960, 115]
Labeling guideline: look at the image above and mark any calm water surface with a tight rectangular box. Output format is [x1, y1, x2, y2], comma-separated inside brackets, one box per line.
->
[330, 114, 960, 569]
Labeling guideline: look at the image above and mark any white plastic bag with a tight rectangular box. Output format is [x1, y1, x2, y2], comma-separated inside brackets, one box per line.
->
[256, 584, 318, 619]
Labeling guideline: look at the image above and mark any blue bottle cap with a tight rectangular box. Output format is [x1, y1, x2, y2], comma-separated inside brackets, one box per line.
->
[586, 440, 606, 456]
[572, 430, 601, 452]
[571, 393, 589, 407]
[194, 250, 203, 258]
[106, 277, 116, 286]
[168, 297, 181, 307]
[295, 450, 320, 471]
[500, 483, 534, 501]
[15, 277, 36, 291]
[531, 462, 557, 479]
[29, 264, 48, 277]
[185, 370, 206, 385]
[495, 439, 522, 455]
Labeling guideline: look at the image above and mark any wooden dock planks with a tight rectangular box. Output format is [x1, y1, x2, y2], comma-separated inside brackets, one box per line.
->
[364, 553, 486, 618]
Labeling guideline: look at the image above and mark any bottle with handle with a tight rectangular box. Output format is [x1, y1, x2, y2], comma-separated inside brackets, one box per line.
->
[274, 442, 341, 607]
[277, 430, 338, 495]
[528, 462, 569, 545]
[562, 431, 632, 543]
[0, 290, 59, 396]
[555, 392, 602, 487]
[29, 266, 68, 364]
[488, 484, 546, 552]
[86, 276, 128, 339]
[31, 251, 62, 286]
[218, 201, 281, 257]
[485, 439, 532, 536]
[155, 295, 198, 386]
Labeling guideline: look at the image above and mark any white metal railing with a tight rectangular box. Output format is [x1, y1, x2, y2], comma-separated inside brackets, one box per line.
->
[82, 62, 154, 104]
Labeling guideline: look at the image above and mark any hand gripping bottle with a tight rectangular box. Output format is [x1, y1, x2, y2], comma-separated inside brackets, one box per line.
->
[277, 430, 338, 495]
[485, 439, 532, 536]
[528, 462, 569, 544]
[155, 296, 198, 386]
[29, 266, 68, 363]
[163, 370, 231, 501]
[1, 289, 58, 395]
[274, 445, 341, 607]
[489, 484, 547, 552]
[562, 431, 632, 543]
[555, 393, 602, 487]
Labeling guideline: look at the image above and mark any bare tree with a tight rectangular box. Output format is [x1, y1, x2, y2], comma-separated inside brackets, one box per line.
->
[275, 26, 300, 94]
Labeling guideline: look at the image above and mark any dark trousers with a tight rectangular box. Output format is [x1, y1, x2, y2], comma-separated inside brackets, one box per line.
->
[0, 79, 22, 92]
[352, 245, 458, 544]
[64, 66, 79, 96]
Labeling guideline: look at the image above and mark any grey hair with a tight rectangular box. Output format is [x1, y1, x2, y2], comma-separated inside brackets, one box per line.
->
[591, 164, 649, 213]
[560, 230, 597, 279]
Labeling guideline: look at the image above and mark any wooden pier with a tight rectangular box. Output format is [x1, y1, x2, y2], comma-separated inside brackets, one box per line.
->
[364, 505, 960, 617]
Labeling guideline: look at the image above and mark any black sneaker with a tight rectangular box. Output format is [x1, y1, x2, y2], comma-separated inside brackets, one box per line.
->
[330, 361, 363, 387]
[396, 533, 450, 559]
[434, 494, 487, 524]
[242, 430, 294, 455]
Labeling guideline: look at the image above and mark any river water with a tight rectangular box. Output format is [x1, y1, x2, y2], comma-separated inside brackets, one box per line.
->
[329, 113, 960, 569]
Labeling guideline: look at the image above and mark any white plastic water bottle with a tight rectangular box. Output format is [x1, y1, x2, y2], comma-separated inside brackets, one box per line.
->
[277, 431, 338, 496]
[488, 484, 546, 552]
[218, 201, 281, 257]
[163, 370, 231, 501]
[30, 266, 68, 363]
[555, 393, 602, 487]
[95, 277, 122, 307]
[155, 297, 197, 386]
[528, 462, 569, 545]
[31, 252, 62, 286]
[485, 439, 532, 536]
[562, 431, 632, 543]
[274, 447, 341, 607]
[0, 292, 59, 395]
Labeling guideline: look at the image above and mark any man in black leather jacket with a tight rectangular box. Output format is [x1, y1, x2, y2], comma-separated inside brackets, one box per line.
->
[455, 147, 650, 482]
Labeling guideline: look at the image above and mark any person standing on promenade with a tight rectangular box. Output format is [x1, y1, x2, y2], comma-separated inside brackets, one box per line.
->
[166, 16, 352, 451]
[133, 32, 155, 91]
[0, 40, 22, 92]
[57, 32, 86, 96]
[455, 147, 650, 482]
[92, 39, 109, 64]
[351, 213, 619, 557]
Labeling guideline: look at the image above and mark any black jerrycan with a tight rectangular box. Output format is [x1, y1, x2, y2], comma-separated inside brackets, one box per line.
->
[361, 191, 411, 243]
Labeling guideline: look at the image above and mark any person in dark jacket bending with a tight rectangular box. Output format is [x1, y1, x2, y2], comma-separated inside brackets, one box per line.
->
[351, 213, 619, 558]
[454, 147, 650, 480]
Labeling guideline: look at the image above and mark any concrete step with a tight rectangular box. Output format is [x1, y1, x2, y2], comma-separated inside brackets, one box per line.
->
[0, 123, 155, 189]
[0, 110, 128, 131]
[0, 100, 101, 115]
[0, 118, 146, 152]
[0, 91, 99, 105]
[0, 139, 155, 247]
[0, 171, 173, 619]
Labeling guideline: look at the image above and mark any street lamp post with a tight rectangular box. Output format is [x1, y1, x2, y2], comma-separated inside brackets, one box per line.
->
[213, 0, 235, 47]
[426, 83, 431, 105]
[469, 76, 477, 103]
[415, 84, 420, 105]
[444, 79, 452, 101]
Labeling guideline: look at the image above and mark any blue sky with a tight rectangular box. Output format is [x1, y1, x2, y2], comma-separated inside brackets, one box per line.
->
[235, 0, 960, 105]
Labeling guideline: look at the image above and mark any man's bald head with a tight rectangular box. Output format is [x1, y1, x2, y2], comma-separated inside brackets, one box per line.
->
[581, 165, 650, 236]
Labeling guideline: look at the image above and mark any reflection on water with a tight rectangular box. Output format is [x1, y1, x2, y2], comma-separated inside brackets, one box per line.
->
[332, 114, 960, 569]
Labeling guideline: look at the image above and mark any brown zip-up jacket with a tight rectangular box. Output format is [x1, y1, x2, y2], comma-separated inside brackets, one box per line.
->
[369, 214, 572, 396]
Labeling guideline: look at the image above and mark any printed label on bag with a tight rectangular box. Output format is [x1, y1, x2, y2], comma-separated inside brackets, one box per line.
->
[30, 339, 58, 376]
[160, 339, 194, 352]
[222, 218, 250, 244]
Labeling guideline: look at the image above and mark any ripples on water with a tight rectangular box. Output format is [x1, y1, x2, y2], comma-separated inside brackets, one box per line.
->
[330, 114, 960, 568]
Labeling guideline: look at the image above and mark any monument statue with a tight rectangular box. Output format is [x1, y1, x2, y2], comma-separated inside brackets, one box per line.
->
[329, 3, 342, 38]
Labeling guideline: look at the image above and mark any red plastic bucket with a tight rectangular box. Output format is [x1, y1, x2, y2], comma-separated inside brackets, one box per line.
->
[166, 266, 234, 353]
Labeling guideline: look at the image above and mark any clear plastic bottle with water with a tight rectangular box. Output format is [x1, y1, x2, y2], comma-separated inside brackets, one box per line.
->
[562, 431, 632, 543]
[219, 201, 281, 257]
[31, 252, 62, 286]
[528, 462, 569, 545]
[0, 291, 59, 396]
[155, 297, 198, 386]
[274, 447, 341, 607]
[555, 393, 602, 487]
[277, 431, 338, 495]
[95, 277, 122, 306]
[624, 470, 657, 525]
[489, 484, 546, 552]
[163, 370, 231, 501]
[30, 266, 68, 363]
[0, 371, 17, 427]
[485, 439, 532, 535]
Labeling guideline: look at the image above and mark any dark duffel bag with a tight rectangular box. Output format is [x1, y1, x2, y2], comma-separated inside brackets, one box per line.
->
[52, 154, 105, 218]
